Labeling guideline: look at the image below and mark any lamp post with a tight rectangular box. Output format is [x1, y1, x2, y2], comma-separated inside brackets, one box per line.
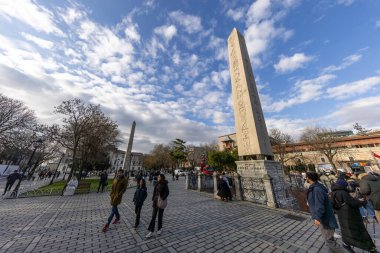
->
[50, 153, 65, 185]
[12, 138, 43, 197]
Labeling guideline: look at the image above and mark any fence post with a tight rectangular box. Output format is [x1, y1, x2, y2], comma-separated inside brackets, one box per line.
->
[234, 173, 243, 201]
[213, 172, 220, 199]
[197, 174, 202, 192]
[185, 173, 189, 190]
[263, 174, 277, 208]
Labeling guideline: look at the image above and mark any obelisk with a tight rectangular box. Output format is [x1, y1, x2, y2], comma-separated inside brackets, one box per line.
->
[228, 28, 273, 159]
[228, 28, 289, 208]
[122, 121, 136, 177]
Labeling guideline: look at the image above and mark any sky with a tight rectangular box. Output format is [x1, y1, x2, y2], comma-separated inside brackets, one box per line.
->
[0, 0, 380, 153]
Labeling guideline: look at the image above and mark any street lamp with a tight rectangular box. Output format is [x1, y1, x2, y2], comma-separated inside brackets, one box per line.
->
[12, 138, 43, 197]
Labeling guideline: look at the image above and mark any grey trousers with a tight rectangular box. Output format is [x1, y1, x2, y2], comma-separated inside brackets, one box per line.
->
[319, 225, 348, 253]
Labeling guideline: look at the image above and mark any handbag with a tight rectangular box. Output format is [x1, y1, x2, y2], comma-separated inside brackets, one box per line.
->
[157, 196, 167, 209]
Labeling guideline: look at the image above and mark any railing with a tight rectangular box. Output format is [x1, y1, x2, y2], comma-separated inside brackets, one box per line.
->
[200, 175, 214, 193]
[187, 174, 198, 190]
[240, 177, 267, 204]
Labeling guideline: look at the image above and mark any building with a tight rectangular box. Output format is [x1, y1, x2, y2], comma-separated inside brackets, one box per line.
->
[218, 131, 380, 172]
[109, 149, 143, 174]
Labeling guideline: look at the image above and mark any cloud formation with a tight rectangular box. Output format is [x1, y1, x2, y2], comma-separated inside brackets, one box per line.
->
[274, 53, 313, 73]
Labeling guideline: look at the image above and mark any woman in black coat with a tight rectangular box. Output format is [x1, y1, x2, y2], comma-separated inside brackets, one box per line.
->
[146, 174, 169, 238]
[217, 175, 230, 202]
[331, 179, 377, 253]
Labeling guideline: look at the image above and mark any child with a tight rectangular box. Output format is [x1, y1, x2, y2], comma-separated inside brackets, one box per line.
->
[133, 178, 147, 228]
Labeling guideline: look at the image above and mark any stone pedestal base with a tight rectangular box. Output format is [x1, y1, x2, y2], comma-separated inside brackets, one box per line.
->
[236, 160, 292, 208]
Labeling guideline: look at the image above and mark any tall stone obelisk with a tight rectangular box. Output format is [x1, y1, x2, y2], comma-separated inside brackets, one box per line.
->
[228, 28, 288, 208]
[122, 121, 136, 177]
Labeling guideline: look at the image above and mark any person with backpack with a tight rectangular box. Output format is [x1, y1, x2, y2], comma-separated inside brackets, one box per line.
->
[360, 172, 380, 222]
[331, 179, 377, 253]
[133, 178, 147, 228]
[306, 172, 347, 253]
[146, 174, 169, 238]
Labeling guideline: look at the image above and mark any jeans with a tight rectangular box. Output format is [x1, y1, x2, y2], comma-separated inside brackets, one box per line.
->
[148, 207, 164, 232]
[107, 205, 120, 225]
[319, 225, 347, 253]
[135, 205, 142, 226]
[97, 181, 106, 193]
[359, 201, 376, 217]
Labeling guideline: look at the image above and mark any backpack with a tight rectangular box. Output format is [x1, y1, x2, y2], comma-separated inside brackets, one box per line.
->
[330, 191, 345, 210]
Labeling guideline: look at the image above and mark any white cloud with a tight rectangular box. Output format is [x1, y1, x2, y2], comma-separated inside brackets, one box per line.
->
[247, 0, 272, 24]
[169, 10, 202, 34]
[322, 53, 362, 73]
[61, 7, 84, 25]
[274, 53, 313, 73]
[326, 76, 380, 100]
[337, 0, 355, 6]
[376, 20, 380, 28]
[0, 0, 64, 36]
[226, 8, 245, 22]
[154, 25, 177, 43]
[267, 74, 335, 112]
[21, 33, 54, 49]
[125, 24, 141, 42]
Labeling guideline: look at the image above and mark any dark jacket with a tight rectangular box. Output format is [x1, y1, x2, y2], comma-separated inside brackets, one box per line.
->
[217, 179, 230, 199]
[100, 172, 108, 182]
[152, 180, 169, 208]
[360, 173, 380, 210]
[110, 176, 128, 206]
[133, 186, 147, 207]
[331, 184, 375, 251]
[7, 172, 20, 184]
[307, 182, 338, 229]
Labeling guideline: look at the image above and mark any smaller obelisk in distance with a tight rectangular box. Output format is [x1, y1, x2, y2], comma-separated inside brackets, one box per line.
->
[122, 121, 136, 176]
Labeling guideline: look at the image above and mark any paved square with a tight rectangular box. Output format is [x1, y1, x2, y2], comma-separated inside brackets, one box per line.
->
[0, 177, 377, 252]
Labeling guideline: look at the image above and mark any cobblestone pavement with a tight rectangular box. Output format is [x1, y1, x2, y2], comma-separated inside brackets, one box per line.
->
[0, 176, 378, 253]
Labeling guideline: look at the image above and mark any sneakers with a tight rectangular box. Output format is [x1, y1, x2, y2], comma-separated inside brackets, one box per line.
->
[145, 232, 153, 238]
[157, 229, 162, 235]
[112, 218, 120, 224]
[102, 224, 109, 233]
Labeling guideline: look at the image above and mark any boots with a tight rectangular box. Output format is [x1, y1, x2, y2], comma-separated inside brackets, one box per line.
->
[102, 224, 109, 233]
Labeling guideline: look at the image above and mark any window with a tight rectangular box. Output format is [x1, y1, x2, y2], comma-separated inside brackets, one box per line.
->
[349, 157, 354, 162]
[321, 157, 326, 163]
[368, 144, 375, 147]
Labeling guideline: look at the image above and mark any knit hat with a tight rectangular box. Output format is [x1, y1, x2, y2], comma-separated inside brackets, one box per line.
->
[335, 179, 348, 188]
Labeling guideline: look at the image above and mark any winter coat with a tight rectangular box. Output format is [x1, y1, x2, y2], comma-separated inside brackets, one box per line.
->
[307, 182, 338, 229]
[100, 173, 108, 182]
[133, 186, 147, 207]
[110, 176, 128, 206]
[152, 180, 169, 208]
[331, 184, 375, 250]
[217, 179, 231, 199]
[7, 172, 20, 184]
[360, 173, 380, 210]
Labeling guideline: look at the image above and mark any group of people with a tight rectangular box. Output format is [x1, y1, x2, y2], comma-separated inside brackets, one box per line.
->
[102, 169, 169, 239]
[306, 171, 379, 253]
[217, 173, 233, 201]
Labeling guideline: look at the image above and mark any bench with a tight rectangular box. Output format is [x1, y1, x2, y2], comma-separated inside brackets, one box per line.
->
[74, 182, 91, 194]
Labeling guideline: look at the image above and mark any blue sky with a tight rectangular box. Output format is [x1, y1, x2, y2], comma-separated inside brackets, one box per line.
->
[0, 0, 379, 152]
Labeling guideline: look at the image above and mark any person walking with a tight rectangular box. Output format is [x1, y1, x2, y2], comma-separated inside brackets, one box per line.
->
[217, 175, 230, 202]
[360, 172, 380, 222]
[2, 170, 20, 195]
[306, 172, 347, 253]
[133, 178, 147, 228]
[146, 174, 169, 238]
[97, 171, 108, 193]
[331, 179, 377, 253]
[102, 169, 128, 233]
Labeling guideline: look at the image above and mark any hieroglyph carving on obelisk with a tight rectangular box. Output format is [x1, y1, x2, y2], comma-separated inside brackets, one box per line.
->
[228, 28, 273, 158]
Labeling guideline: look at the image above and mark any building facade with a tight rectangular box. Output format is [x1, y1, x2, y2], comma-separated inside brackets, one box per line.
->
[218, 131, 380, 172]
[109, 149, 143, 174]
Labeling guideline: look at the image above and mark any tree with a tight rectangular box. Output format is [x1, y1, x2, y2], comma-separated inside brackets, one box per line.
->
[52, 99, 119, 184]
[300, 127, 342, 172]
[353, 123, 370, 135]
[208, 150, 237, 171]
[269, 128, 301, 170]
[169, 139, 187, 169]
[143, 144, 172, 170]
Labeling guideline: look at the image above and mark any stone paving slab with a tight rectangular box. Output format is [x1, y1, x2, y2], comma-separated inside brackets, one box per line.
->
[0, 177, 378, 252]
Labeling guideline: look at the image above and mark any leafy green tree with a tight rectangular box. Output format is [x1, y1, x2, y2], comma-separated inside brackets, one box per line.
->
[169, 139, 187, 169]
[208, 150, 237, 172]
